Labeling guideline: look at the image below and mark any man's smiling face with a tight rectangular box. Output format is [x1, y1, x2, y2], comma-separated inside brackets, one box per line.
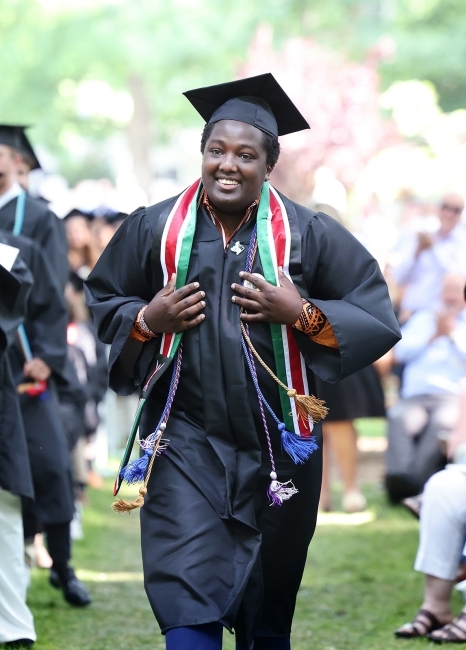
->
[201, 120, 270, 219]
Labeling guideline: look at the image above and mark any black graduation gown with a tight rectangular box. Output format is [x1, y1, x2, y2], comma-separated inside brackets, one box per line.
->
[0, 194, 69, 292]
[85, 192, 400, 644]
[0, 252, 34, 500]
[0, 231, 74, 524]
[315, 364, 386, 421]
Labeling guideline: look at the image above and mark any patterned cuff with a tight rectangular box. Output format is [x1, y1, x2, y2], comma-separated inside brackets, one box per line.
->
[293, 299, 327, 335]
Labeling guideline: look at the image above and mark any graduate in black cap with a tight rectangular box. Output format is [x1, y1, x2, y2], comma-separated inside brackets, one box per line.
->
[0, 227, 91, 609]
[0, 125, 69, 291]
[86, 74, 400, 650]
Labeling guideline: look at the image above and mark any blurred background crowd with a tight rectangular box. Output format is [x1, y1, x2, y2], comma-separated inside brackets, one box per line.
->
[2, 0, 466, 647]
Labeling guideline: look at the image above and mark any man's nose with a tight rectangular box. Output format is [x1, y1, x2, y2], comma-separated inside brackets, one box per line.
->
[219, 153, 237, 172]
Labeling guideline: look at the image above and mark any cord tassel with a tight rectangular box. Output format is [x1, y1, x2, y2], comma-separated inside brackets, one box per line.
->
[112, 486, 148, 513]
[241, 322, 328, 425]
[267, 471, 298, 506]
[120, 451, 152, 484]
[286, 390, 328, 423]
[280, 424, 318, 464]
[112, 435, 159, 514]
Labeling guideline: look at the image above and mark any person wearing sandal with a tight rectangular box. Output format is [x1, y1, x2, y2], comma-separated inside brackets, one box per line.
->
[395, 465, 466, 641]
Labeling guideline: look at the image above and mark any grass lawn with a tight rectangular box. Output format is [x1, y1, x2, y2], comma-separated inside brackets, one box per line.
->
[28, 482, 463, 650]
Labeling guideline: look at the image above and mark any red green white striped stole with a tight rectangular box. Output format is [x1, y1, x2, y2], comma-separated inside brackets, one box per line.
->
[158, 178, 312, 437]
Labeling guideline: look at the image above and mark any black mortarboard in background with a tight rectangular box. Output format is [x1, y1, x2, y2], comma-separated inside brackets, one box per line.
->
[103, 211, 128, 226]
[0, 124, 41, 170]
[63, 208, 94, 222]
[0, 125, 23, 150]
[183, 73, 310, 139]
[18, 127, 41, 170]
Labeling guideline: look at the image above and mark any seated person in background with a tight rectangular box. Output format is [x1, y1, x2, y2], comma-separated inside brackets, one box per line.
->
[385, 273, 466, 502]
[395, 383, 466, 642]
[391, 193, 466, 323]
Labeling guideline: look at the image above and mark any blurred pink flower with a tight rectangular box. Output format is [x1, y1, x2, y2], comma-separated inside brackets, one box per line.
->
[240, 29, 399, 204]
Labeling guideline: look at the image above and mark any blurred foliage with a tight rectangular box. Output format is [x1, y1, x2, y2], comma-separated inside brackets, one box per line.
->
[1, 0, 464, 179]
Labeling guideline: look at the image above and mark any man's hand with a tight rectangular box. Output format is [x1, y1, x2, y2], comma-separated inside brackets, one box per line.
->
[231, 268, 303, 325]
[23, 358, 51, 381]
[416, 232, 434, 256]
[144, 273, 206, 334]
[434, 311, 455, 339]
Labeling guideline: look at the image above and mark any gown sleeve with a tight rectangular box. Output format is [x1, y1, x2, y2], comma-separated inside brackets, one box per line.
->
[297, 211, 401, 382]
[84, 207, 160, 395]
[0, 254, 33, 352]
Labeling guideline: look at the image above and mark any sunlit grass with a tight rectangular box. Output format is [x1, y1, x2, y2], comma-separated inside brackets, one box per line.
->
[28, 481, 463, 649]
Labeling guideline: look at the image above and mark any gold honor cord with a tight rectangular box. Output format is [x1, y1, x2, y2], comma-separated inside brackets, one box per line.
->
[240, 321, 328, 424]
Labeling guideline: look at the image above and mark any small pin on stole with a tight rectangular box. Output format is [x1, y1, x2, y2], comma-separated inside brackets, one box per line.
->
[230, 241, 245, 255]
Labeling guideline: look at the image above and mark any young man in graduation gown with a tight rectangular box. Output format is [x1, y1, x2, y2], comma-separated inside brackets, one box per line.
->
[85, 74, 401, 650]
[0, 247, 36, 647]
[0, 229, 91, 608]
[0, 126, 69, 291]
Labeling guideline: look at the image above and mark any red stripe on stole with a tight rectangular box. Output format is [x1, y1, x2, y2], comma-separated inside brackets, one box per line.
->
[165, 180, 201, 279]
[269, 190, 286, 268]
[161, 180, 201, 357]
[270, 191, 309, 435]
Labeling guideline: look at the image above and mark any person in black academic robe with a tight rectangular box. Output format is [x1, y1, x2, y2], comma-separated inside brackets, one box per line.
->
[85, 75, 401, 650]
[0, 193, 69, 291]
[0, 230, 91, 608]
[0, 250, 36, 646]
[0, 124, 69, 292]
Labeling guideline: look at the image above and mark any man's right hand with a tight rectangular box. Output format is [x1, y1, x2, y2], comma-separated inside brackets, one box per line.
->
[144, 273, 205, 334]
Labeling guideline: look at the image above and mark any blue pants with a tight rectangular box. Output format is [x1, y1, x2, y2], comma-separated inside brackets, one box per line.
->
[165, 623, 291, 649]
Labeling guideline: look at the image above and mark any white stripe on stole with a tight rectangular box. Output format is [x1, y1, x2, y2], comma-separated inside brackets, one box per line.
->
[160, 189, 188, 285]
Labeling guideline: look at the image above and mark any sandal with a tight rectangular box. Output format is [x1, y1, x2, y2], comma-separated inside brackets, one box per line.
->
[395, 609, 444, 638]
[428, 612, 466, 643]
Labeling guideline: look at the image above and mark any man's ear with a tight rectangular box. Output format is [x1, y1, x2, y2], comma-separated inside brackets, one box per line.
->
[265, 165, 274, 181]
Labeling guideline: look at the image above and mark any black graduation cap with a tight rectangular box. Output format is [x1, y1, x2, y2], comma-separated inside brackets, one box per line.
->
[0, 125, 23, 150]
[183, 73, 310, 139]
[63, 208, 94, 222]
[0, 125, 41, 170]
[103, 211, 128, 226]
[18, 127, 41, 171]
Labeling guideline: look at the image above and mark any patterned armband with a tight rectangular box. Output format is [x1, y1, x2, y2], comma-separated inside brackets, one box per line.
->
[293, 299, 327, 335]
[292, 299, 339, 349]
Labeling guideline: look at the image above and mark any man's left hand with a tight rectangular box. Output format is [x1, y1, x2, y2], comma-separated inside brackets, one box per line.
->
[231, 268, 303, 325]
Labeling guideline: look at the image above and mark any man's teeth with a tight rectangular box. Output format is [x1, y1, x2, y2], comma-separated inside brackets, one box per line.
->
[217, 179, 239, 185]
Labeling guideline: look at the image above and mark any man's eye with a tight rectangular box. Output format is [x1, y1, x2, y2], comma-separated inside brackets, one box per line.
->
[210, 148, 222, 155]
[240, 154, 252, 161]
